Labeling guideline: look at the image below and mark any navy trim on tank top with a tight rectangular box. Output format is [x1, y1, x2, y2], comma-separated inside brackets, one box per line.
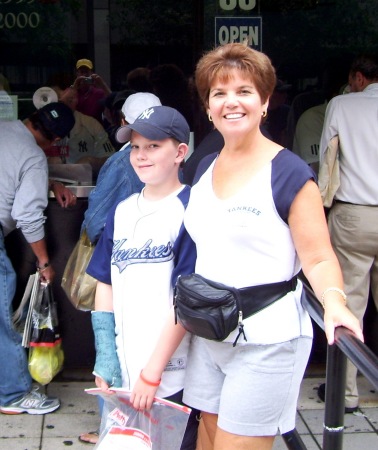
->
[193, 148, 316, 224]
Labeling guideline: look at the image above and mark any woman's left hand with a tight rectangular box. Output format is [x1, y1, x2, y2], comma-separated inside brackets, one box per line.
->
[323, 301, 364, 345]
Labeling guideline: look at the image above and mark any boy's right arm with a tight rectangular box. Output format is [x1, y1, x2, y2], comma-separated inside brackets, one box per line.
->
[92, 281, 122, 391]
[95, 280, 114, 311]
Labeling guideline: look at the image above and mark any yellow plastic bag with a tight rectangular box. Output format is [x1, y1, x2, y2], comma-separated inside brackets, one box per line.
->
[29, 343, 64, 385]
[27, 281, 64, 385]
[61, 230, 97, 311]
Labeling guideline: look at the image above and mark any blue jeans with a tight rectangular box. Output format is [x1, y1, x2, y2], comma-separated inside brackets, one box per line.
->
[0, 228, 32, 405]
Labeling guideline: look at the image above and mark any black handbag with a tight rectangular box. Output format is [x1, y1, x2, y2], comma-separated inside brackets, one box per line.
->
[174, 273, 297, 346]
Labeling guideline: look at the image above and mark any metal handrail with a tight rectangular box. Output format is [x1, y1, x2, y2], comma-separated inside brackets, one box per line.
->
[301, 280, 378, 390]
[301, 278, 378, 450]
[282, 278, 378, 450]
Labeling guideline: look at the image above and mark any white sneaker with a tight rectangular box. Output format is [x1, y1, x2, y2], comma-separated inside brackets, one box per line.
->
[0, 387, 60, 415]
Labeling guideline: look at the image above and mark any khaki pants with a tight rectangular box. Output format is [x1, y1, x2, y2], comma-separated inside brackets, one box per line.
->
[328, 202, 378, 408]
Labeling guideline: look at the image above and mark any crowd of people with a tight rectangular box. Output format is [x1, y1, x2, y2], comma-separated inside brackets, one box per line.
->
[1, 46, 376, 450]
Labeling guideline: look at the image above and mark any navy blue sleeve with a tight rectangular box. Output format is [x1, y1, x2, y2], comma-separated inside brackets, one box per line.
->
[192, 152, 218, 185]
[272, 149, 317, 224]
[182, 129, 224, 185]
[86, 202, 118, 285]
[171, 185, 197, 286]
[171, 224, 197, 287]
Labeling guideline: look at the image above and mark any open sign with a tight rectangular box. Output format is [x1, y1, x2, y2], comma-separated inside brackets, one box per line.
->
[215, 17, 262, 50]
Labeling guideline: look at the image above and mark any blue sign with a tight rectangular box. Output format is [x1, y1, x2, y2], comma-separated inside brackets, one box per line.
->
[215, 17, 262, 50]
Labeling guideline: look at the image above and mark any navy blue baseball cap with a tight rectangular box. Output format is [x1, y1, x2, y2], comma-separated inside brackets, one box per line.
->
[37, 102, 75, 138]
[119, 105, 190, 144]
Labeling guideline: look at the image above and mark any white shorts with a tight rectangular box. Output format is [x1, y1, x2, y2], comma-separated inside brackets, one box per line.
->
[183, 336, 312, 436]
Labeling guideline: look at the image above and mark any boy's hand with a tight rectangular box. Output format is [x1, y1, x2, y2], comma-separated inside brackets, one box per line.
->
[95, 375, 115, 394]
[130, 376, 158, 410]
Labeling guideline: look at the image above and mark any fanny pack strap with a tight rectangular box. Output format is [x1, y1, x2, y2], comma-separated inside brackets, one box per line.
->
[231, 275, 298, 346]
[239, 276, 297, 316]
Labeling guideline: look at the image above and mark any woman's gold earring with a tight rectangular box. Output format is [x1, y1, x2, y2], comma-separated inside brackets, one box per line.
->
[261, 111, 267, 118]
[208, 112, 213, 122]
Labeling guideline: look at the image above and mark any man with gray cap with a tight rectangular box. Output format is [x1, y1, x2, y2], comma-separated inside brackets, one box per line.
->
[0, 102, 74, 414]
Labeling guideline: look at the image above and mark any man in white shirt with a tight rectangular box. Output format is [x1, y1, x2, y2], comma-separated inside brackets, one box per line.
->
[319, 54, 378, 412]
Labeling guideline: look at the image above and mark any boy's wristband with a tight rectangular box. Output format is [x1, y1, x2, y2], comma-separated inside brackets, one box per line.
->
[140, 370, 161, 387]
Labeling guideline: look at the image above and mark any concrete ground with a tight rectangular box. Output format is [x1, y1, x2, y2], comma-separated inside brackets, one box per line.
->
[0, 368, 376, 450]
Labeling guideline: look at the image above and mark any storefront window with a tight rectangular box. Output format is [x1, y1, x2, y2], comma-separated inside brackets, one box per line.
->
[0, 0, 82, 118]
[1, 0, 378, 121]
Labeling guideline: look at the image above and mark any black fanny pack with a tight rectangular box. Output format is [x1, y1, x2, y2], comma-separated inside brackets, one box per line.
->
[174, 273, 297, 346]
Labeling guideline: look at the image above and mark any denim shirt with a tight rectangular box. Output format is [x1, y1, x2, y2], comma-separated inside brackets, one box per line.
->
[81, 143, 144, 244]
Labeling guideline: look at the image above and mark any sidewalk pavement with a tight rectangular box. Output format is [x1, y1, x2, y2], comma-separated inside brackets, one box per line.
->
[0, 371, 377, 449]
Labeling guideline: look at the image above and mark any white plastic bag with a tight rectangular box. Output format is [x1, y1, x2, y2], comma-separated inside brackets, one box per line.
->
[86, 388, 190, 450]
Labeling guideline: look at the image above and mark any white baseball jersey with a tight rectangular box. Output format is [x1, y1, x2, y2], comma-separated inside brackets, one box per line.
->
[88, 185, 196, 397]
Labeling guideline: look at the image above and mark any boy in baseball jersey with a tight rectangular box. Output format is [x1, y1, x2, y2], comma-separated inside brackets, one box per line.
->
[86, 106, 198, 449]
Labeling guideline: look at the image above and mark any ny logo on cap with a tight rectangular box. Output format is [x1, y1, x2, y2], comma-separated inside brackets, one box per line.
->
[51, 110, 59, 118]
[139, 107, 154, 120]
